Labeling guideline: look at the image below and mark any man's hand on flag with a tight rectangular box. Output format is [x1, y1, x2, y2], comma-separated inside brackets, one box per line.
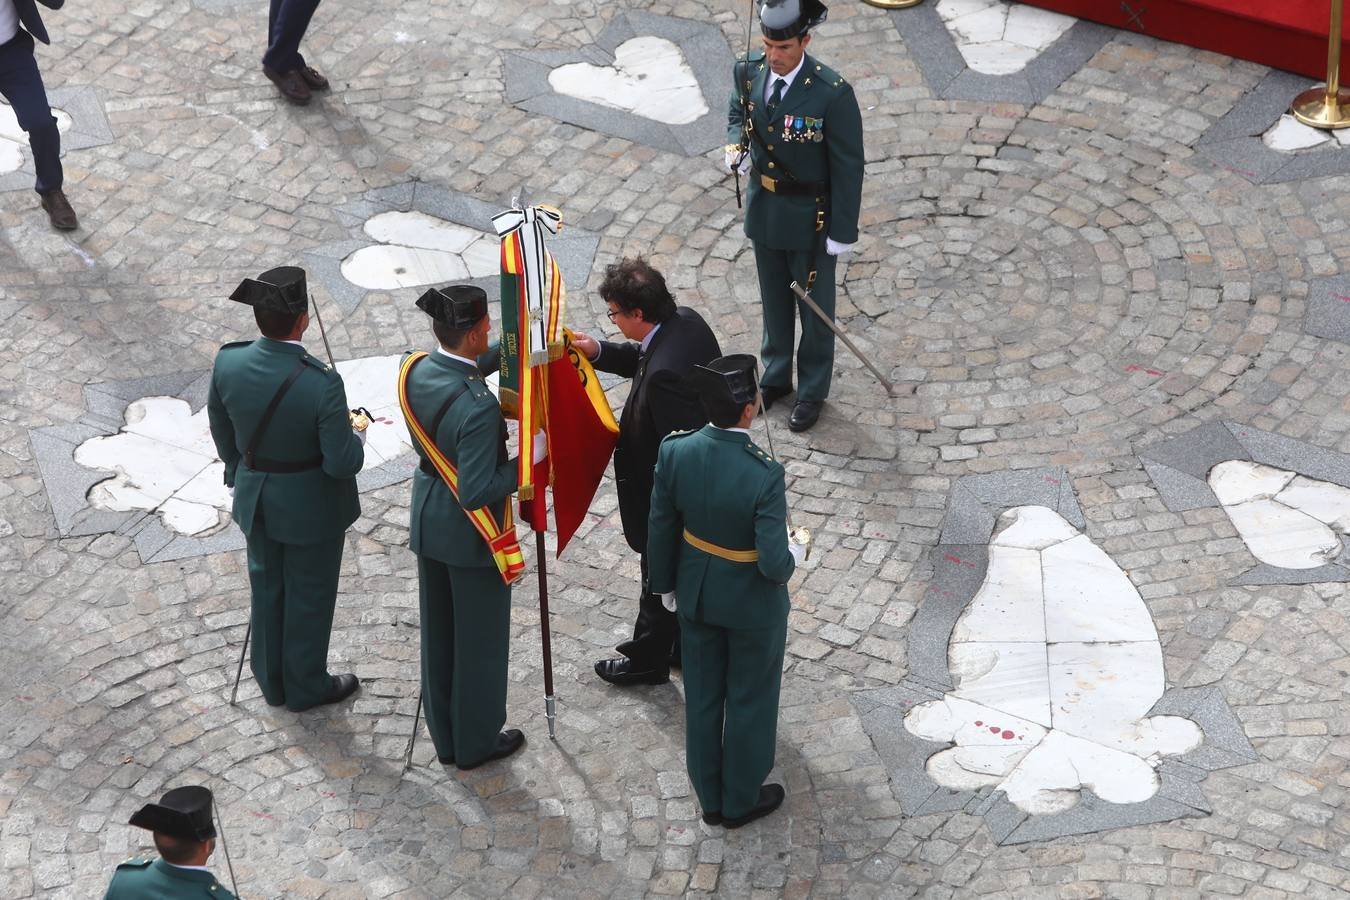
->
[570, 331, 600, 361]
[532, 430, 547, 465]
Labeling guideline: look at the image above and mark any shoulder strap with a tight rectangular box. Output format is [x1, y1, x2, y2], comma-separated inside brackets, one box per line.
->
[244, 358, 307, 470]
[397, 352, 526, 585]
[429, 380, 473, 439]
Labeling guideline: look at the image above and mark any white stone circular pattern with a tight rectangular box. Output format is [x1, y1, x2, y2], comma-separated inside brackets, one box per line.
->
[937, 0, 1076, 75]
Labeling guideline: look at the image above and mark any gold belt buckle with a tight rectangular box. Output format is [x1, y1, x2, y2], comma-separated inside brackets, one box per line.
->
[815, 209, 825, 232]
[761, 174, 778, 193]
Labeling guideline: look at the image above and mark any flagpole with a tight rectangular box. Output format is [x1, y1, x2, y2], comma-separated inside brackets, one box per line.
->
[535, 528, 557, 740]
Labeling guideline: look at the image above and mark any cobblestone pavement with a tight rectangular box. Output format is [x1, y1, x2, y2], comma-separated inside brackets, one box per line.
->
[2, 0, 1350, 897]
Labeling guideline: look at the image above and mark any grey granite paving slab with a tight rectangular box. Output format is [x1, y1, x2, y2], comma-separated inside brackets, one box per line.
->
[1142, 459, 1219, 512]
[1197, 69, 1350, 185]
[889, 5, 1110, 105]
[503, 11, 733, 156]
[1138, 420, 1249, 480]
[1227, 421, 1350, 486]
[1304, 274, 1350, 345]
[306, 182, 600, 315]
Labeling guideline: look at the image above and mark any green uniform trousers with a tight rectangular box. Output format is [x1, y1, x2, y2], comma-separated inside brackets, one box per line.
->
[244, 531, 345, 710]
[680, 614, 788, 819]
[753, 244, 837, 402]
[417, 557, 510, 765]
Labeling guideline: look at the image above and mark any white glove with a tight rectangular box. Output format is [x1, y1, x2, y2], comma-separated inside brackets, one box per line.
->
[660, 591, 677, 612]
[227, 485, 234, 498]
[532, 429, 547, 465]
[722, 145, 751, 175]
[352, 427, 367, 446]
[825, 238, 855, 257]
[789, 542, 807, 566]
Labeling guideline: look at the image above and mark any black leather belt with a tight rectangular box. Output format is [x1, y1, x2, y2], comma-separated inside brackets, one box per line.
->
[756, 172, 827, 197]
[248, 455, 323, 474]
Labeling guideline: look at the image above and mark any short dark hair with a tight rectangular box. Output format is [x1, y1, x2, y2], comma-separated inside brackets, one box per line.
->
[254, 308, 303, 339]
[432, 319, 474, 351]
[599, 257, 677, 324]
[152, 833, 204, 865]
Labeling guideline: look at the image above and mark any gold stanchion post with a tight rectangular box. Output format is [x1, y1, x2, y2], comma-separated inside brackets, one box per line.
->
[1292, 0, 1350, 129]
[862, 0, 923, 9]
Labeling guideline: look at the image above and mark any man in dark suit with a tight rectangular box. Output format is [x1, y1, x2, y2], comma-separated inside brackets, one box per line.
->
[262, 0, 329, 105]
[572, 257, 722, 686]
[207, 266, 364, 711]
[0, 0, 77, 229]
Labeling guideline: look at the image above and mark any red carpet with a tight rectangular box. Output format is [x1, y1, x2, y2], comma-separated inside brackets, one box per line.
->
[1023, 0, 1349, 79]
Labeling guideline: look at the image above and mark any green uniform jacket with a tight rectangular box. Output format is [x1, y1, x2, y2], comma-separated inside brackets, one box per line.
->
[404, 350, 518, 568]
[207, 338, 363, 543]
[103, 857, 237, 899]
[646, 426, 794, 630]
[727, 51, 864, 251]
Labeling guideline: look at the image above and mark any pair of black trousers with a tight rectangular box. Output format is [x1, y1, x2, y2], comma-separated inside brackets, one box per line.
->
[263, 0, 320, 73]
[614, 554, 680, 669]
[0, 29, 61, 194]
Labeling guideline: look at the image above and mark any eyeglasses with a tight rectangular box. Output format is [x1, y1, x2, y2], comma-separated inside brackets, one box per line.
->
[606, 308, 625, 321]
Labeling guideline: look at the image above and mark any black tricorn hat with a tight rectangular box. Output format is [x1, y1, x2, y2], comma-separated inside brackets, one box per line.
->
[760, 0, 827, 40]
[128, 786, 217, 842]
[691, 353, 760, 419]
[229, 266, 309, 315]
[416, 284, 489, 329]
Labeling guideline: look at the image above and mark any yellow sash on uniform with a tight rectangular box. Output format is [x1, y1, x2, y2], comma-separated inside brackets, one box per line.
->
[398, 352, 526, 585]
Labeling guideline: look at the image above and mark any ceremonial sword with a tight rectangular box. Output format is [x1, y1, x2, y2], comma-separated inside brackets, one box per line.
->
[789, 280, 897, 396]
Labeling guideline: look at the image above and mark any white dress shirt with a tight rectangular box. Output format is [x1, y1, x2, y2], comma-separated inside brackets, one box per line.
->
[0, 1, 20, 45]
[763, 55, 806, 105]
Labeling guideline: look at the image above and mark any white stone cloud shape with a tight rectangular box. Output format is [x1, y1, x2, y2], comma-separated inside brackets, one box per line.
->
[340, 211, 501, 292]
[937, 0, 1076, 76]
[548, 36, 708, 125]
[73, 355, 419, 536]
[1208, 460, 1350, 568]
[0, 102, 73, 175]
[904, 506, 1203, 815]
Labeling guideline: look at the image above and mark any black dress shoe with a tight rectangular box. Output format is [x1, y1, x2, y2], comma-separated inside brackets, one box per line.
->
[594, 657, 669, 686]
[788, 400, 823, 432]
[760, 384, 792, 411]
[722, 784, 785, 829]
[702, 810, 723, 826]
[298, 65, 330, 90]
[39, 189, 77, 231]
[288, 673, 359, 711]
[437, 755, 454, 765]
[263, 65, 312, 105]
[457, 729, 525, 770]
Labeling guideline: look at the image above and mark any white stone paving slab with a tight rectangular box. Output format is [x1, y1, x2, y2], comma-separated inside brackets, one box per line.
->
[71, 355, 415, 537]
[1275, 474, 1350, 530]
[1208, 459, 1295, 504]
[1042, 534, 1158, 643]
[340, 211, 500, 291]
[951, 545, 1044, 643]
[548, 36, 708, 125]
[1220, 497, 1340, 569]
[936, 0, 1075, 76]
[905, 506, 1199, 815]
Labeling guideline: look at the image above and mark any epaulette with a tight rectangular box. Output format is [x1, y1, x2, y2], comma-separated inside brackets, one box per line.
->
[811, 61, 847, 89]
[219, 339, 252, 351]
[300, 353, 334, 375]
[662, 428, 696, 443]
[116, 856, 153, 869]
[466, 376, 493, 401]
[745, 443, 774, 466]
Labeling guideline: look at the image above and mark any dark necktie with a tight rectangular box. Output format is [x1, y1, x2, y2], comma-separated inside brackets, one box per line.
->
[767, 78, 785, 114]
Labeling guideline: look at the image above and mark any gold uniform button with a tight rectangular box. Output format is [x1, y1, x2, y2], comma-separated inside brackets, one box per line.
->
[768, 144, 775, 151]
[767, 125, 774, 133]
[768, 162, 775, 169]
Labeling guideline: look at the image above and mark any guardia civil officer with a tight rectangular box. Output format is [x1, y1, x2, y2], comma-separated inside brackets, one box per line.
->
[103, 786, 237, 899]
[725, 0, 864, 432]
[647, 354, 807, 827]
[207, 266, 364, 711]
[400, 285, 541, 769]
